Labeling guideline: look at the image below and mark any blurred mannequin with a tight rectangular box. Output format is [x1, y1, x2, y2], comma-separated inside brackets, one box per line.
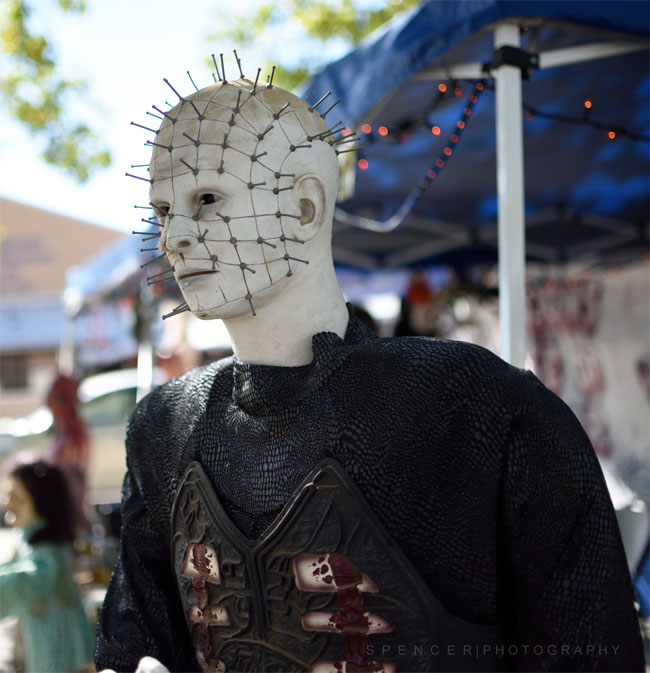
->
[1, 458, 94, 672]
[46, 374, 89, 530]
[47, 375, 89, 473]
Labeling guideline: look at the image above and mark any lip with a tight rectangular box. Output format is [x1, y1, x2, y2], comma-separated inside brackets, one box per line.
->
[177, 269, 219, 281]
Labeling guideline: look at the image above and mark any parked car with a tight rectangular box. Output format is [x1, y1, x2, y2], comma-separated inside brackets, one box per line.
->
[0, 369, 166, 502]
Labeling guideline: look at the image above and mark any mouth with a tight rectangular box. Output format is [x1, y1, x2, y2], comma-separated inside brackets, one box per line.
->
[177, 269, 219, 281]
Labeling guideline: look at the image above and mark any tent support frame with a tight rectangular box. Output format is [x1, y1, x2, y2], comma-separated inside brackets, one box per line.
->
[332, 18, 649, 367]
[493, 23, 527, 367]
[412, 41, 647, 81]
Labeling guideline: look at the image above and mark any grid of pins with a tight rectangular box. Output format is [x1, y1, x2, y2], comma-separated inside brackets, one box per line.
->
[129, 56, 362, 319]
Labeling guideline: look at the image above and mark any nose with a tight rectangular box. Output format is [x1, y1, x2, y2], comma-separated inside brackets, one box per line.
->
[158, 214, 196, 254]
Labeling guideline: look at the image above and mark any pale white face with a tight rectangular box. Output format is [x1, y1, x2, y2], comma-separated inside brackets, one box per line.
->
[149, 81, 335, 319]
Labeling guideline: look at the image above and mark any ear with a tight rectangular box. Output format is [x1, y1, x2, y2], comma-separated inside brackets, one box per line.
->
[290, 175, 327, 241]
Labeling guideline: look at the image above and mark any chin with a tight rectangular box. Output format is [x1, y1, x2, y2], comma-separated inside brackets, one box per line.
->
[182, 277, 290, 320]
[190, 297, 254, 321]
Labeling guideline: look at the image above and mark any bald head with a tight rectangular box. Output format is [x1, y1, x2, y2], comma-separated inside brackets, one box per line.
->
[152, 80, 338, 188]
[148, 78, 341, 319]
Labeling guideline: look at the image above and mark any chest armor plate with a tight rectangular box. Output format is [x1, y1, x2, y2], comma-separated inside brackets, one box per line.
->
[171, 460, 503, 672]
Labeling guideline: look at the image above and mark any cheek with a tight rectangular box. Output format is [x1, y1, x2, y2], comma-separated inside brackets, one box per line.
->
[256, 214, 282, 242]
[7, 494, 26, 517]
[172, 193, 305, 313]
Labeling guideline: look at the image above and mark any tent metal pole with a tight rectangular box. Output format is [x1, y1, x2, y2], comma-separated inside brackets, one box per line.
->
[135, 284, 156, 403]
[413, 41, 648, 81]
[494, 23, 526, 367]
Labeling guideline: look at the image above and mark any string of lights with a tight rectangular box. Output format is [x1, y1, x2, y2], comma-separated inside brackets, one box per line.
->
[397, 81, 485, 211]
[340, 78, 646, 233]
[523, 98, 649, 142]
[357, 80, 648, 152]
[357, 80, 473, 147]
[364, 84, 449, 143]
[340, 81, 485, 233]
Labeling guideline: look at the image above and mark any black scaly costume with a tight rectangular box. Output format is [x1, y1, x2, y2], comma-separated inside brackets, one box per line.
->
[95, 312, 645, 672]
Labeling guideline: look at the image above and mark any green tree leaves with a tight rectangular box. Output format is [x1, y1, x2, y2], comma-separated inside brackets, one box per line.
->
[1, 0, 111, 181]
[209, 0, 420, 90]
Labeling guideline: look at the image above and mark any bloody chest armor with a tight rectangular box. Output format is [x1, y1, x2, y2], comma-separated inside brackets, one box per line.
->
[171, 460, 504, 673]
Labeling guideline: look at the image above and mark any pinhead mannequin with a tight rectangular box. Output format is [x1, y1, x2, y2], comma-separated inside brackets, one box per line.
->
[149, 77, 349, 366]
[98, 60, 646, 673]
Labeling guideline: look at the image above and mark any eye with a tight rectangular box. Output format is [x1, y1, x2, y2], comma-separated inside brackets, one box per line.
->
[199, 193, 217, 206]
[152, 203, 170, 219]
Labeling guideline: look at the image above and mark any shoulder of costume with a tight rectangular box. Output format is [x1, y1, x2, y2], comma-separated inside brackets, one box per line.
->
[129, 356, 234, 423]
[355, 334, 521, 384]
[124, 356, 234, 465]
[350, 333, 570, 418]
[121, 356, 236, 526]
[405, 339, 594, 453]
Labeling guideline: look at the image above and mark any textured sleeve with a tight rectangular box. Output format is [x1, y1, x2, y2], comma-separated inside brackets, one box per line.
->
[502, 371, 645, 671]
[94, 469, 197, 672]
[0, 546, 58, 619]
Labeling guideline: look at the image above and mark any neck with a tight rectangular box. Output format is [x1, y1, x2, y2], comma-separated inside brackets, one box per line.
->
[223, 261, 348, 366]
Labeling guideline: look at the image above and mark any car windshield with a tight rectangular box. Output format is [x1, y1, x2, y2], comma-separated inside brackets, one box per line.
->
[79, 388, 138, 427]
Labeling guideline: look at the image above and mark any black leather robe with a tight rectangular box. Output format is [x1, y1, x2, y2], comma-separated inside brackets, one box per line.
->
[95, 314, 645, 672]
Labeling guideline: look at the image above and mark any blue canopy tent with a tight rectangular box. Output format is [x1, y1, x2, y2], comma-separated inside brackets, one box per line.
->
[305, 0, 649, 365]
[64, 230, 165, 399]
